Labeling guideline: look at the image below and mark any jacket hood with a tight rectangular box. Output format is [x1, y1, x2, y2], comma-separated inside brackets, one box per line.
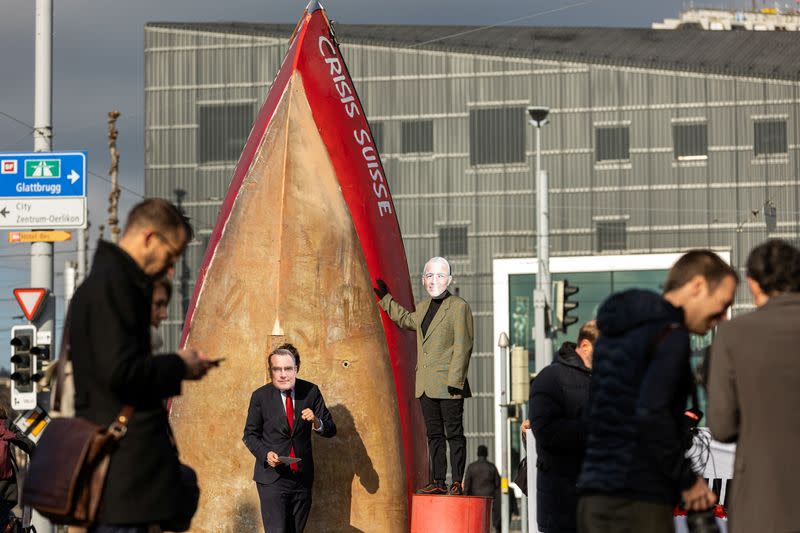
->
[596, 289, 683, 337]
[556, 342, 590, 373]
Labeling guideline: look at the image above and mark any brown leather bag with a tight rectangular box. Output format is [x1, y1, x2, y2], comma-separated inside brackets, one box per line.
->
[21, 312, 134, 526]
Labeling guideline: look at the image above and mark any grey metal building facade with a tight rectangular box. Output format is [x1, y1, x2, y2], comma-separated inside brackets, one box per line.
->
[144, 22, 800, 462]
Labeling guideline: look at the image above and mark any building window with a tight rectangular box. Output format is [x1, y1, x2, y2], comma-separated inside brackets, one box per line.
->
[595, 126, 630, 162]
[439, 226, 468, 256]
[673, 123, 708, 160]
[370, 121, 385, 153]
[469, 107, 526, 165]
[596, 220, 627, 252]
[754, 119, 787, 156]
[198, 103, 255, 163]
[401, 120, 433, 153]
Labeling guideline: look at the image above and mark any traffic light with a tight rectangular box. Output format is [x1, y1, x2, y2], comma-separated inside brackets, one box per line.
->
[10, 325, 37, 410]
[30, 342, 51, 384]
[554, 280, 580, 333]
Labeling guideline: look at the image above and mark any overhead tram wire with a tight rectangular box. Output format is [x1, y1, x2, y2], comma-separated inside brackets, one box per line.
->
[406, 1, 597, 49]
[0, 111, 36, 132]
[1, 109, 147, 197]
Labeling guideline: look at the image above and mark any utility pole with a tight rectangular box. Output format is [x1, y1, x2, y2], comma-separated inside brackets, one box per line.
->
[527, 106, 553, 371]
[107, 111, 121, 243]
[31, 1, 55, 532]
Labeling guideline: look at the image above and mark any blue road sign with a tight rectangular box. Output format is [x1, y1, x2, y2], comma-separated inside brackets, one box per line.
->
[0, 152, 86, 198]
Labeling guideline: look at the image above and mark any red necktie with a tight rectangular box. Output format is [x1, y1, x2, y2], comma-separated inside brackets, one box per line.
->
[285, 391, 299, 472]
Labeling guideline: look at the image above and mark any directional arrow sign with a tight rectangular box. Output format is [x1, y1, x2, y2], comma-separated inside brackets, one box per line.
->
[8, 230, 72, 243]
[0, 151, 87, 229]
[0, 198, 85, 229]
[13, 288, 48, 321]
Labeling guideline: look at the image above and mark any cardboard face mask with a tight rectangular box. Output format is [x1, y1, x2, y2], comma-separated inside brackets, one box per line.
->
[422, 257, 452, 298]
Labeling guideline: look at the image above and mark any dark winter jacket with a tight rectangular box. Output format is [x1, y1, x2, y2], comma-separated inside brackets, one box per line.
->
[577, 289, 697, 504]
[530, 342, 592, 532]
[71, 240, 189, 525]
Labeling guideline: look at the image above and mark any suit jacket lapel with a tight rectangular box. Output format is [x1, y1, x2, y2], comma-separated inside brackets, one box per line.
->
[417, 298, 432, 338]
[423, 297, 451, 343]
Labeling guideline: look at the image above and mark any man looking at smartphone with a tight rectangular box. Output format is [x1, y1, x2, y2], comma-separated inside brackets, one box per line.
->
[70, 198, 216, 533]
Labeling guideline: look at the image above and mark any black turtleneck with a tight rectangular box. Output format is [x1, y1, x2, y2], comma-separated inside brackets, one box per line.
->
[421, 290, 450, 336]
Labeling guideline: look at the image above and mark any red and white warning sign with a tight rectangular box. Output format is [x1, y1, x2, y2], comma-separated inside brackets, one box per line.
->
[13, 288, 48, 321]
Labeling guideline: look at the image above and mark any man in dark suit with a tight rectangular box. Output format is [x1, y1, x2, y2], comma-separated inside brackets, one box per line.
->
[71, 199, 215, 533]
[243, 346, 336, 532]
[707, 239, 800, 533]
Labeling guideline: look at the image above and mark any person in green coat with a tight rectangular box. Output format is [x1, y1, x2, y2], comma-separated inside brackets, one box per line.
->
[374, 256, 474, 496]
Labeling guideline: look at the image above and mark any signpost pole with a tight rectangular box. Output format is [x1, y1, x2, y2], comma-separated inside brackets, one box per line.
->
[31, 1, 55, 532]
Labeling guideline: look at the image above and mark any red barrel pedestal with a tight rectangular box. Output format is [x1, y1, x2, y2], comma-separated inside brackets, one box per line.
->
[410, 494, 492, 533]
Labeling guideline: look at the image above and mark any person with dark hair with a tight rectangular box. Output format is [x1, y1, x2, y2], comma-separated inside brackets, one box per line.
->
[374, 256, 474, 495]
[464, 445, 500, 497]
[707, 239, 800, 533]
[463, 445, 501, 531]
[70, 198, 215, 533]
[577, 250, 737, 533]
[150, 276, 172, 351]
[124, 197, 194, 243]
[527, 320, 598, 533]
[276, 343, 301, 372]
[243, 346, 336, 532]
[0, 406, 33, 531]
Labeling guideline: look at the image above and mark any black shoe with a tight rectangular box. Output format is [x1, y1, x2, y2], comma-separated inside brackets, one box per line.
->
[448, 481, 463, 495]
[416, 481, 447, 495]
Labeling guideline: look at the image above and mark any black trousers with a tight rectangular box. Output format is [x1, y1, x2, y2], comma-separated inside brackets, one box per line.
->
[419, 393, 466, 482]
[577, 494, 673, 533]
[257, 477, 312, 533]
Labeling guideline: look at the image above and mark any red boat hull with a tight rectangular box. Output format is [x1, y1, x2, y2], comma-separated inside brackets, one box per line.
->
[172, 6, 427, 531]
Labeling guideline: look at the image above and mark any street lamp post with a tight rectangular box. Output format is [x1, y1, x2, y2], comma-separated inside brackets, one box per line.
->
[497, 332, 510, 533]
[527, 106, 553, 372]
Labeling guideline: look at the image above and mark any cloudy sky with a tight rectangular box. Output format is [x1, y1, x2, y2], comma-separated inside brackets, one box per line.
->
[0, 0, 735, 343]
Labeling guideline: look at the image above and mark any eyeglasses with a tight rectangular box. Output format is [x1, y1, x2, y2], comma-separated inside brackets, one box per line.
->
[154, 232, 182, 263]
[423, 273, 449, 280]
[270, 366, 297, 374]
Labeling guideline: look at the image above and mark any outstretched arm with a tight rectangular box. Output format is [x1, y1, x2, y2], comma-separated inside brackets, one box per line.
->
[375, 279, 418, 331]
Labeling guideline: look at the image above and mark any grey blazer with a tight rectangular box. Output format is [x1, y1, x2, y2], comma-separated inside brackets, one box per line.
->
[379, 293, 474, 399]
[707, 292, 800, 533]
